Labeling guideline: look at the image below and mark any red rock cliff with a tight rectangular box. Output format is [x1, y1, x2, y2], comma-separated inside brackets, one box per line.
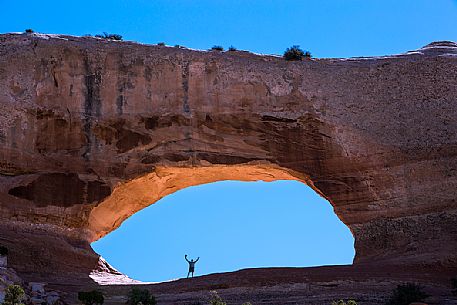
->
[0, 34, 456, 284]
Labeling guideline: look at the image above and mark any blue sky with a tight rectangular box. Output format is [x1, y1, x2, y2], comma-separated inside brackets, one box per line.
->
[2, 1, 455, 281]
[2, 1, 457, 57]
[92, 181, 355, 282]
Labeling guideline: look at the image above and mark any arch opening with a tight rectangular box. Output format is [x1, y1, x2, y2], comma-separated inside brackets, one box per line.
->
[87, 163, 330, 241]
[89, 164, 355, 282]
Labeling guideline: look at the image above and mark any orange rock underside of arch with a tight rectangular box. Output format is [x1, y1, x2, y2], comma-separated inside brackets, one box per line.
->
[88, 163, 322, 242]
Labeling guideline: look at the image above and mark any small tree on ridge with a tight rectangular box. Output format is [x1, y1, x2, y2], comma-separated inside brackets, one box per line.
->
[284, 45, 311, 61]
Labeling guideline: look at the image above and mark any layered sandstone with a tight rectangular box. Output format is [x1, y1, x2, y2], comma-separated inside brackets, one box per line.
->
[0, 34, 456, 302]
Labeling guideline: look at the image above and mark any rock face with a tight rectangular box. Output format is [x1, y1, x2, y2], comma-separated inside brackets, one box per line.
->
[0, 33, 456, 293]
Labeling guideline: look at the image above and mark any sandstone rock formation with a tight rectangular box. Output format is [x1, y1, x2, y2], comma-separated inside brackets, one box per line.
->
[0, 33, 456, 303]
[0, 266, 63, 305]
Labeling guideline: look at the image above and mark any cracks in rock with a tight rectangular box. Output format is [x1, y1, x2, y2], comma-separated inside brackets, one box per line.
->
[52, 71, 59, 88]
[180, 61, 198, 165]
[82, 53, 102, 161]
[31, 39, 38, 56]
[66, 108, 72, 127]
[116, 55, 129, 116]
[181, 61, 191, 114]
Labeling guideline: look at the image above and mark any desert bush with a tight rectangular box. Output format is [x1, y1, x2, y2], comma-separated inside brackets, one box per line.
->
[331, 300, 357, 305]
[283, 45, 310, 61]
[78, 290, 104, 305]
[0, 245, 8, 256]
[452, 277, 457, 296]
[385, 283, 428, 305]
[208, 291, 226, 305]
[3, 285, 25, 305]
[126, 287, 156, 305]
[95, 32, 123, 41]
[228, 46, 237, 51]
[211, 45, 224, 51]
[174, 44, 182, 48]
[157, 42, 165, 46]
[24, 29, 34, 34]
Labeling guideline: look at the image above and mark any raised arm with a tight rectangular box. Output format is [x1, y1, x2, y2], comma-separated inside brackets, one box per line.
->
[195, 257, 200, 262]
[185, 255, 190, 263]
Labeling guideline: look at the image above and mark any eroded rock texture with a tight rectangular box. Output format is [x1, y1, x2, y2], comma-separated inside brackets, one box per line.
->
[0, 34, 456, 299]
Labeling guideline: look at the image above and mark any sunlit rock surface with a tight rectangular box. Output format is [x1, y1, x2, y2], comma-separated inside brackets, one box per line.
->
[89, 257, 142, 285]
[0, 33, 456, 304]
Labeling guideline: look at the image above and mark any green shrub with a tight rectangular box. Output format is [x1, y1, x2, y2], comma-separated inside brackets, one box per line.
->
[157, 42, 165, 46]
[24, 29, 34, 34]
[3, 285, 25, 305]
[385, 283, 428, 305]
[78, 290, 104, 305]
[283, 45, 310, 61]
[228, 46, 237, 51]
[0, 245, 8, 256]
[211, 45, 224, 51]
[126, 287, 156, 305]
[174, 44, 181, 48]
[208, 291, 226, 305]
[95, 32, 123, 41]
[331, 300, 357, 305]
[452, 277, 457, 296]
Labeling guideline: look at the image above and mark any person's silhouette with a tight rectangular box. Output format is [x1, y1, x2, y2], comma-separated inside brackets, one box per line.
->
[185, 254, 199, 278]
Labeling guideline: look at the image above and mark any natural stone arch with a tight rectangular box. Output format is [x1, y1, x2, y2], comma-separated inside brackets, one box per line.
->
[0, 34, 456, 289]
